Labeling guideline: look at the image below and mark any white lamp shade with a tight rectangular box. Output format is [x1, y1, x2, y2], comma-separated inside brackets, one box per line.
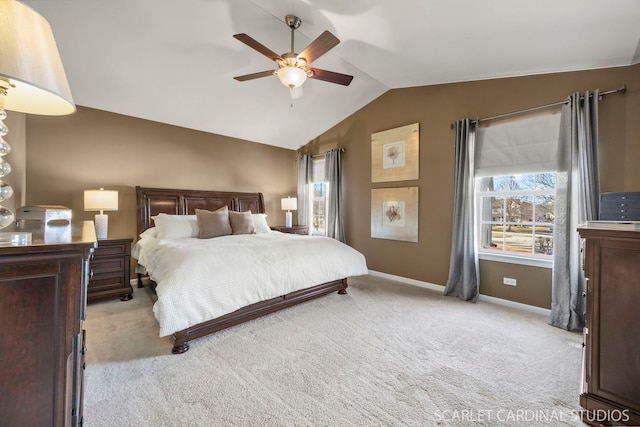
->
[84, 189, 118, 212]
[276, 67, 307, 88]
[281, 197, 297, 211]
[0, 1, 75, 115]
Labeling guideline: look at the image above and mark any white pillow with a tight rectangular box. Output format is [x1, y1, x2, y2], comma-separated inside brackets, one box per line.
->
[252, 213, 271, 234]
[139, 226, 158, 239]
[153, 214, 199, 239]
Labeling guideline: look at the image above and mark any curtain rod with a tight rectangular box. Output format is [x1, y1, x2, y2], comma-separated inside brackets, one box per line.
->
[450, 84, 627, 129]
[310, 147, 345, 158]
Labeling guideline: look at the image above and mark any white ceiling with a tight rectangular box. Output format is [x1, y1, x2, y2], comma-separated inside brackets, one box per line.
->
[24, 0, 640, 150]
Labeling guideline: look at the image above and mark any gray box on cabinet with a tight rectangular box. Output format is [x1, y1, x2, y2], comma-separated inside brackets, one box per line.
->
[599, 192, 640, 221]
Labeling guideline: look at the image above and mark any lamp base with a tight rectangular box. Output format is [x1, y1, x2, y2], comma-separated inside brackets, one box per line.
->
[94, 213, 108, 239]
[285, 211, 292, 228]
[0, 205, 15, 230]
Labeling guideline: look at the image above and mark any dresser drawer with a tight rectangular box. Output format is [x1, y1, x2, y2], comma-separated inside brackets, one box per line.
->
[599, 212, 640, 221]
[600, 192, 640, 204]
[599, 203, 640, 213]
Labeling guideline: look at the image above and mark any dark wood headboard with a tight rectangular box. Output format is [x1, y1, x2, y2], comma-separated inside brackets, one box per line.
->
[136, 186, 265, 235]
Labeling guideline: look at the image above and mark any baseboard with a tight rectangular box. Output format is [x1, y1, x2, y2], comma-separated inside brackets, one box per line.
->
[368, 270, 444, 293]
[367, 270, 551, 317]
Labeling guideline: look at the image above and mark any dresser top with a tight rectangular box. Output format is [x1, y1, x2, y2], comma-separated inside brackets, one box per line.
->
[0, 221, 97, 254]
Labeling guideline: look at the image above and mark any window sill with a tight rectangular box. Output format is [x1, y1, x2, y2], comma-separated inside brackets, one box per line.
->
[478, 251, 553, 269]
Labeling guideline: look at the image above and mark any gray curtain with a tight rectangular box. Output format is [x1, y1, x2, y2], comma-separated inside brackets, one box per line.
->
[296, 155, 313, 227]
[325, 149, 345, 242]
[444, 119, 479, 301]
[550, 91, 599, 331]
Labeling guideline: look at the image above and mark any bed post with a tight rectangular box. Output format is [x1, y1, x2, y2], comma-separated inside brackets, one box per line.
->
[338, 278, 348, 294]
[172, 333, 190, 354]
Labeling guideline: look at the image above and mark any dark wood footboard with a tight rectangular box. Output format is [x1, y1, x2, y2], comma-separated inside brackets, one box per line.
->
[171, 278, 348, 354]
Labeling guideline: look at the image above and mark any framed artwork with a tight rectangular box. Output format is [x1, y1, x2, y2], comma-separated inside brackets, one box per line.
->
[371, 187, 418, 242]
[371, 122, 419, 182]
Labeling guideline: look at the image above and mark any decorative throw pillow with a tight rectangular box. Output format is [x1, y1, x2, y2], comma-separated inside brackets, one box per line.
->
[252, 213, 271, 234]
[153, 214, 198, 239]
[195, 206, 232, 239]
[229, 210, 256, 235]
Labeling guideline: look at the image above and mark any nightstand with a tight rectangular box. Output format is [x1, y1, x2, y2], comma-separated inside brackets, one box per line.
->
[88, 237, 133, 302]
[271, 225, 309, 235]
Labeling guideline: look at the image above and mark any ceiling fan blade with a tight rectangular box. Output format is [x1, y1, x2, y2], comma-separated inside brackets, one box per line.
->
[307, 68, 354, 86]
[297, 31, 339, 65]
[233, 70, 276, 82]
[233, 33, 282, 62]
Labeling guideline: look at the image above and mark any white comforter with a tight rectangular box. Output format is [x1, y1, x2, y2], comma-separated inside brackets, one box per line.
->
[133, 232, 368, 337]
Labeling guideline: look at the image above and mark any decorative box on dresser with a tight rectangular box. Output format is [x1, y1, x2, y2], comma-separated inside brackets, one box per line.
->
[599, 192, 640, 221]
[578, 226, 640, 426]
[270, 225, 309, 235]
[0, 221, 96, 426]
[88, 237, 133, 302]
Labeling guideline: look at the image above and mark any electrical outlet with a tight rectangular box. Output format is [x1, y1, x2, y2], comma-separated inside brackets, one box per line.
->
[503, 277, 517, 286]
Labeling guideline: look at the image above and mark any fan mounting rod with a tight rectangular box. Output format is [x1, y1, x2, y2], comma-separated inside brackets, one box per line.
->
[285, 15, 301, 54]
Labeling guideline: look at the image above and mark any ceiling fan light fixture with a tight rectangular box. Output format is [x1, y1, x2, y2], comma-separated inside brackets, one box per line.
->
[276, 67, 307, 88]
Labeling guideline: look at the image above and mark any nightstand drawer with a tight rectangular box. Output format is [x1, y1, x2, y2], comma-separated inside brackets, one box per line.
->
[89, 273, 126, 289]
[94, 242, 128, 258]
[90, 257, 125, 275]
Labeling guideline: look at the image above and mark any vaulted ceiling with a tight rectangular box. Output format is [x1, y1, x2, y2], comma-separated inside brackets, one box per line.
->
[24, 0, 640, 150]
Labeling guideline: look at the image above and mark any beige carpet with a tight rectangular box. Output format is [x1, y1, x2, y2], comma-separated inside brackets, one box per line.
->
[83, 275, 584, 426]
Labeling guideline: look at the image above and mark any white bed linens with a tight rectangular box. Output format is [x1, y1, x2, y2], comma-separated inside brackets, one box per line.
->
[134, 232, 368, 337]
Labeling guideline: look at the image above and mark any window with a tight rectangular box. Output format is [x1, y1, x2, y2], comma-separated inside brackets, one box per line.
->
[474, 113, 561, 267]
[310, 182, 329, 235]
[477, 173, 556, 259]
[308, 158, 329, 236]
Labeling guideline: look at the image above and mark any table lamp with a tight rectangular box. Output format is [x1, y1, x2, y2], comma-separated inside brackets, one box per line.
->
[0, 1, 75, 229]
[281, 196, 297, 228]
[84, 189, 118, 239]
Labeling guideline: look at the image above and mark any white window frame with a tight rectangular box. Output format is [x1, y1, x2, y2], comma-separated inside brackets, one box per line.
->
[476, 174, 555, 269]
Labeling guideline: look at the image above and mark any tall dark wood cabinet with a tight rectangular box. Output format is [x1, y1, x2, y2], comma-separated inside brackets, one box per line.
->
[578, 226, 640, 426]
[0, 222, 96, 426]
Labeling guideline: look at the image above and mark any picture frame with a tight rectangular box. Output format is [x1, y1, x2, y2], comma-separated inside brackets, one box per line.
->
[371, 122, 419, 182]
[371, 187, 418, 242]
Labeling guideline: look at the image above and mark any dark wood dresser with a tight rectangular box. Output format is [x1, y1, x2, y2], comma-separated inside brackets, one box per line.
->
[88, 237, 133, 302]
[0, 221, 96, 426]
[578, 226, 640, 426]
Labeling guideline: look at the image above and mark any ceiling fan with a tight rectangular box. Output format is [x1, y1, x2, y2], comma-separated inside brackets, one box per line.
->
[233, 15, 353, 98]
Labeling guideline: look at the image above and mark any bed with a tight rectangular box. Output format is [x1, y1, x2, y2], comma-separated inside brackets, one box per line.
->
[133, 186, 368, 354]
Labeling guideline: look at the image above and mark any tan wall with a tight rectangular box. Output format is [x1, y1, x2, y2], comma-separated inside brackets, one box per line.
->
[300, 64, 640, 308]
[25, 106, 297, 240]
[21, 65, 640, 307]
